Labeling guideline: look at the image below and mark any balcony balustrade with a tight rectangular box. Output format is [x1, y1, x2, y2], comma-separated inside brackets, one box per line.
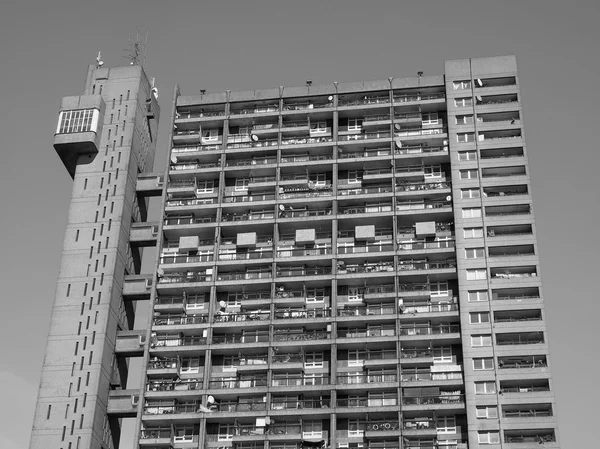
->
[402, 394, 463, 406]
[399, 324, 460, 336]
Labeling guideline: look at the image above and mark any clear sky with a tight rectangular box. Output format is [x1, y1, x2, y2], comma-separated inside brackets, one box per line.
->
[1, 0, 598, 447]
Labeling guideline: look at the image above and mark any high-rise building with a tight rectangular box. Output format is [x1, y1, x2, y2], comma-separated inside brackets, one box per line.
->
[31, 55, 560, 449]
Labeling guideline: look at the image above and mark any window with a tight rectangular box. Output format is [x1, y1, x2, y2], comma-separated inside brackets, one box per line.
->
[454, 97, 473, 107]
[476, 406, 498, 419]
[424, 165, 442, 178]
[462, 208, 482, 218]
[458, 150, 477, 160]
[218, 424, 235, 441]
[311, 173, 326, 186]
[174, 426, 195, 442]
[473, 358, 494, 370]
[468, 290, 489, 302]
[464, 227, 484, 239]
[470, 312, 490, 324]
[303, 420, 322, 438]
[348, 419, 365, 437]
[311, 121, 328, 133]
[56, 109, 99, 134]
[222, 355, 239, 371]
[461, 188, 480, 199]
[465, 248, 485, 259]
[422, 112, 439, 125]
[238, 125, 252, 135]
[196, 180, 214, 193]
[235, 178, 249, 191]
[436, 416, 456, 434]
[303, 373, 325, 385]
[453, 80, 472, 90]
[475, 381, 497, 395]
[305, 352, 324, 369]
[433, 346, 453, 363]
[478, 431, 500, 444]
[180, 357, 200, 373]
[347, 287, 363, 302]
[368, 391, 397, 406]
[457, 133, 475, 143]
[348, 350, 366, 367]
[471, 334, 492, 347]
[459, 169, 478, 179]
[202, 129, 219, 141]
[466, 269, 487, 280]
[348, 118, 363, 131]
[455, 115, 474, 125]
[348, 170, 362, 184]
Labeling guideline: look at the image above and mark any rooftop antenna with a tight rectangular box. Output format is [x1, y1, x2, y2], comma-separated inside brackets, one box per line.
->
[306, 80, 312, 87]
[96, 51, 104, 68]
[123, 28, 149, 66]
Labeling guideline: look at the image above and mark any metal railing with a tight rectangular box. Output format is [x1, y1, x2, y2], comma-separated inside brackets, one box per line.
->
[402, 394, 463, 405]
[399, 324, 460, 336]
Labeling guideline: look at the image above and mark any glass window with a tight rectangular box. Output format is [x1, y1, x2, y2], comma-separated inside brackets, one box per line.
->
[235, 178, 249, 191]
[461, 188, 480, 199]
[462, 208, 482, 218]
[196, 180, 214, 193]
[348, 350, 366, 367]
[468, 291, 489, 302]
[475, 381, 496, 395]
[433, 346, 453, 362]
[348, 419, 366, 437]
[470, 312, 490, 324]
[473, 358, 494, 370]
[460, 169, 478, 179]
[471, 335, 492, 347]
[436, 416, 456, 433]
[422, 112, 439, 125]
[464, 227, 484, 239]
[305, 352, 324, 369]
[454, 97, 473, 107]
[303, 420, 323, 438]
[465, 248, 485, 259]
[348, 118, 363, 131]
[478, 431, 500, 444]
[476, 406, 498, 419]
[311, 121, 327, 132]
[458, 150, 477, 160]
[455, 115, 474, 125]
[453, 80, 472, 90]
[457, 133, 475, 143]
[203, 129, 219, 141]
[218, 424, 235, 441]
[56, 109, 99, 134]
[466, 269, 487, 280]
[180, 357, 201, 373]
[348, 170, 362, 183]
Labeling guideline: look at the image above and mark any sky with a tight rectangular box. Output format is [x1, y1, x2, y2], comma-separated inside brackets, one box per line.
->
[0, 0, 598, 447]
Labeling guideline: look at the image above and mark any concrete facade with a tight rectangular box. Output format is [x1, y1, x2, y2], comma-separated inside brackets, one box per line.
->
[31, 55, 559, 449]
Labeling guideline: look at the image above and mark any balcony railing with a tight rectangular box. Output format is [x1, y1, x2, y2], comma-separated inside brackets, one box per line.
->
[396, 181, 451, 192]
[158, 272, 211, 284]
[399, 324, 460, 336]
[213, 311, 270, 323]
[281, 136, 333, 145]
[277, 267, 332, 277]
[224, 194, 276, 203]
[274, 308, 331, 319]
[398, 239, 455, 250]
[398, 260, 456, 271]
[338, 131, 391, 141]
[211, 402, 267, 412]
[272, 376, 329, 386]
[147, 379, 203, 391]
[153, 315, 209, 326]
[401, 371, 463, 382]
[271, 398, 330, 409]
[395, 145, 448, 155]
[401, 394, 463, 405]
[221, 212, 275, 221]
[280, 154, 332, 163]
[394, 128, 446, 137]
[337, 373, 398, 384]
[339, 186, 393, 196]
[338, 305, 396, 317]
[277, 248, 332, 257]
[272, 354, 304, 363]
[160, 254, 214, 264]
[393, 93, 445, 103]
[209, 378, 268, 389]
[273, 331, 331, 341]
[212, 334, 270, 344]
[396, 200, 451, 211]
[218, 251, 273, 261]
[338, 243, 394, 254]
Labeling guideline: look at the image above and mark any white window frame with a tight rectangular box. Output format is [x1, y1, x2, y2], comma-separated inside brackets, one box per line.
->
[436, 416, 457, 434]
[475, 381, 497, 395]
[222, 355, 239, 371]
[348, 419, 365, 437]
[348, 118, 363, 131]
[56, 109, 99, 134]
[462, 208, 482, 219]
[461, 188, 481, 199]
[203, 128, 219, 142]
[478, 431, 500, 444]
[473, 358, 494, 370]
[454, 97, 473, 107]
[174, 426, 195, 442]
[465, 248, 485, 259]
[422, 112, 439, 125]
[455, 115, 474, 125]
[433, 346, 453, 363]
[468, 290, 489, 302]
[347, 287, 363, 302]
[348, 170, 362, 184]
[476, 406, 498, 419]
[235, 178, 249, 191]
[305, 352, 324, 369]
[463, 227, 484, 239]
[303, 420, 323, 439]
[180, 357, 200, 374]
[311, 121, 328, 133]
[458, 150, 477, 161]
[460, 169, 479, 179]
[348, 350, 366, 367]
[303, 373, 325, 385]
[467, 269, 487, 280]
[196, 179, 215, 193]
[470, 311, 490, 324]
[368, 391, 397, 406]
[453, 80, 472, 90]
[217, 424, 235, 441]
[312, 173, 326, 186]
[471, 335, 492, 347]
[424, 165, 442, 179]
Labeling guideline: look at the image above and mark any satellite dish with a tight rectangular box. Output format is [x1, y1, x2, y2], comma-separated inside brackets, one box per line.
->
[279, 204, 285, 211]
[207, 395, 215, 404]
[251, 134, 259, 142]
[394, 138, 403, 148]
[152, 87, 159, 99]
[170, 155, 178, 164]
[157, 268, 164, 277]
[476, 78, 483, 87]
[328, 96, 333, 101]
[394, 124, 401, 131]
[219, 301, 227, 309]
[476, 96, 482, 102]
[446, 196, 452, 202]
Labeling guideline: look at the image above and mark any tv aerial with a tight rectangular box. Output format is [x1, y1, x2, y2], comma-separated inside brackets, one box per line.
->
[123, 28, 148, 66]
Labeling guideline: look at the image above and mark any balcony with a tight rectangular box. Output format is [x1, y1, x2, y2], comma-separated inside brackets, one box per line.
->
[338, 131, 391, 143]
[213, 310, 270, 323]
[274, 308, 331, 320]
[337, 242, 394, 255]
[399, 324, 460, 337]
[394, 92, 445, 103]
[337, 372, 398, 385]
[401, 393, 463, 407]
[212, 333, 270, 345]
[226, 156, 277, 167]
[223, 193, 276, 203]
[337, 304, 395, 317]
[160, 253, 214, 264]
[281, 135, 333, 146]
[208, 377, 267, 389]
[158, 271, 212, 284]
[153, 314, 209, 326]
[271, 398, 331, 410]
[273, 330, 331, 342]
[395, 145, 448, 157]
[218, 250, 274, 261]
[146, 378, 202, 392]
[396, 200, 452, 213]
[496, 331, 544, 346]
[498, 355, 547, 369]
[152, 334, 208, 348]
[222, 211, 275, 222]
[339, 185, 393, 196]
